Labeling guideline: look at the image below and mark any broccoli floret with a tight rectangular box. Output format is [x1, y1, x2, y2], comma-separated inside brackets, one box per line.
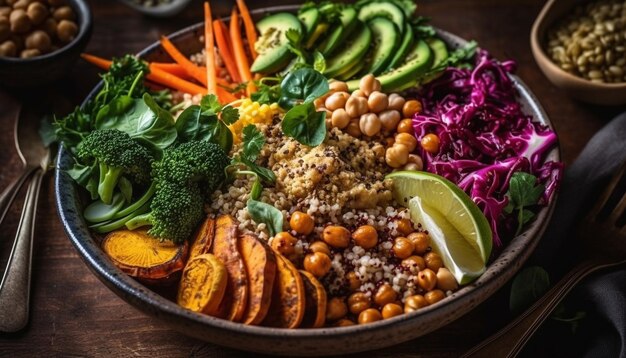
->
[77, 129, 153, 204]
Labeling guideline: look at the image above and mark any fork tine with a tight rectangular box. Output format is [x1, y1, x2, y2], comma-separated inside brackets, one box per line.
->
[588, 162, 626, 220]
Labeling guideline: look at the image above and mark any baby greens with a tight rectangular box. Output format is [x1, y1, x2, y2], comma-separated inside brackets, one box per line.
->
[279, 67, 329, 110]
[247, 199, 284, 237]
[504, 172, 545, 236]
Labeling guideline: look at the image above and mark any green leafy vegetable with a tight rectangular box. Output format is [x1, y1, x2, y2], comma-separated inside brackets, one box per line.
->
[285, 30, 328, 74]
[242, 124, 265, 161]
[509, 266, 550, 314]
[279, 68, 329, 110]
[247, 199, 284, 236]
[504, 172, 545, 236]
[229, 124, 276, 184]
[251, 77, 282, 105]
[282, 102, 327, 147]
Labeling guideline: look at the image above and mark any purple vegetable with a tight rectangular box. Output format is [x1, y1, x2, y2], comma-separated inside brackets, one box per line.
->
[413, 51, 563, 247]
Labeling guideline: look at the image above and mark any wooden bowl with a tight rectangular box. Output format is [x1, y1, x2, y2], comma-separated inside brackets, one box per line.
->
[55, 6, 561, 356]
[531, 0, 626, 105]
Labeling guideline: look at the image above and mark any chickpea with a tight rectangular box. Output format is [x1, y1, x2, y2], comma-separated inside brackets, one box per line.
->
[396, 118, 413, 134]
[387, 93, 406, 111]
[404, 294, 428, 313]
[325, 91, 349, 111]
[367, 91, 388, 113]
[403, 163, 421, 171]
[326, 297, 348, 321]
[25, 30, 50, 52]
[309, 241, 331, 256]
[395, 132, 418, 152]
[406, 154, 424, 171]
[345, 96, 368, 118]
[271, 231, 297, 257]
[0, 17, 8, 42]
[417, 268, 437, 291]
[323, 225, 350, 248]
[407, 232, 430, 255]
[345, 118, 361, 137]
[372, 78, 382, 92]
[351, 225, 378, 249]
[351, 89, 366, 98]
[359, 113, 381, 137]
[347, 292, 371, 314]
[20, 48, 39, 58]
[0, 39, 16, 56]
[56, 19, 77, 43]
[329, 80, 348, 93]
[424, 289, 446, 305]
[381, 303, 403, 319]
[402, 99, 423, 118]
[358, 308, 382, 324]
[436, 268, 459, 291]
[396, 218, 414, 236]
[12, 0, 31, 10]
[346, 271, 361, 291]
[374, 284, 397, 307]
[26, 2, 47, 25]
[289, 211, 314, 235]
[359, 74, 377, 96]
[421, 133, 440, 154]
[331, 108, 350, 129]
[401, 255, 426, 273]
[10, 9, 31, 33]
[424, 252, 443, 272]
[334, 318, 355, 327]
[52, 5, 74, 21]
[378, 109, 401, 131]
[392, 237, 414, 259]
[385, 143, 409, 168]
[303, 252, 331, 278]
[39, 17, 56, 37]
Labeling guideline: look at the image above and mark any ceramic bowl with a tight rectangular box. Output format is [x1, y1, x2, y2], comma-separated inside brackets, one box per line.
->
[117, 0, 193, 17]
[531, 0, 626, 106]
[0, 0, 93, 88]
[55, 6, 560, 356]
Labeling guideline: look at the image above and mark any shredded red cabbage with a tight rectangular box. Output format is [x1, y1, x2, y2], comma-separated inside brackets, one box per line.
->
[413, 51, 563, 247]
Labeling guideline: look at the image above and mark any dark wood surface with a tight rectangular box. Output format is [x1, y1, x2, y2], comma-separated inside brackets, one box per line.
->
[0, 0, 623, 356]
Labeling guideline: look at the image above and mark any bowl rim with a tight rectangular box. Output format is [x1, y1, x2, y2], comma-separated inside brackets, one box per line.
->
[530, 0, 626, 89]
[0, 0, 92, 64]
[54, 5, 561, 350]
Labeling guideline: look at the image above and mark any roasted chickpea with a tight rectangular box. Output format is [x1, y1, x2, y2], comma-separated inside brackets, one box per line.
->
[345, 95, 368, 118]
[348, 292, 371, 314]
[424, 289, 446, 305]
[381, 303, 403, 319]
[345, 118, 361, 137]
[329, 80, 348, 93]
[0, 39, 16, 57]
[56, 19, 77, 43]
[26, 1, 47, 25]
[334, 318, 355, 327]
[309, 241, 331, 256]
[392, 237, 414, 259]
[396, 218, 414, 236]
[346, 271, 361, 291]
[326, 297, 348, 321]
[323, 225, 350, 248]
[359, 113, 381, 137]
[395, 132, 418, 152]
[406, 154, 423, 171]
[359, 74, 377, 96]
[436, 268, 458, 291]
[325, 91, 349, 111]
[402, 99, 422, 118]
[20, 48, 39, 58]
[289, 211, 314, 235]
[396, 118, 413, 134]
[424, 252, 443, 272]
[367, 91, 388, 113]
[387, 93, 405, 111]
[52, 5, 74, 21]
[271, 231, 297, 257]
[407, 232, 430, 255]
[331, 108, 350, 129]
[421, 133, 440, 154]
[25, 29, 50, 52]
[378, 109, 401, 131]
[417, 268, 437, 291]
[351, 89, 366, 98]
[404, 294, 428, 313]
[351, 225, 378, 249]
[374, 284, 397, 307]
[401, 255, 426, 273]
[358, 308, 382, 324]
[12, 0, 31, 10]
[304, 252, 331, 277]
[10, 8, 31, 33]
[385, 143, 409, 168]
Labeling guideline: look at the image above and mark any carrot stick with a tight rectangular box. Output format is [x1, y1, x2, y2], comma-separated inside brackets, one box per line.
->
[236, 0, 257, 59]
[147, 66, 208, 95]
[151, 62, 194, 79]
[230, 7, 256, 95]
[81, 53, 112, 70]
[160, 36, 208, 87]
[204, 2, 218, 96]
[213, 19, 242, 83]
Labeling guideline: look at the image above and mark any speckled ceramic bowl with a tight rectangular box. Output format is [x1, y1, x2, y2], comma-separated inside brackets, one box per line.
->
[55, 6, 560, 356]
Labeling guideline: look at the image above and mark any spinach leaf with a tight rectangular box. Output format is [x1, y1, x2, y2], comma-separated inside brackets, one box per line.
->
[504, 172, 545, 236]
[281, 102, 327, 146]
[509, 266, 550, 314]
[279, 68, 329, 109]
[247, 199, 283, 236]
[175, 105, 233, 153]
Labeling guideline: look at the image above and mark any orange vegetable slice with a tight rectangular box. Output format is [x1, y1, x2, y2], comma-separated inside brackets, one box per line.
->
[177, 253, 228, 315]
[262, 251, 305, 328]
[239, 235, 277, 325]
[299, 270, 327, 328]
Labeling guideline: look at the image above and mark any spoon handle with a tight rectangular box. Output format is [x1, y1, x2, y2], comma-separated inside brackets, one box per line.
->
[0, 166, 37, 228]
[0, 169, 44, 332]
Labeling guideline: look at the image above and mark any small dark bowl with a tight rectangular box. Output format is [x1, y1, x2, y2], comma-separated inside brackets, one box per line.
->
[0, 0, 92, 88]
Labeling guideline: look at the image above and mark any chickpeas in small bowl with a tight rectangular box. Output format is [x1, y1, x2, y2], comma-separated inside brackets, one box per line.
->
[0, 0, 92, 87]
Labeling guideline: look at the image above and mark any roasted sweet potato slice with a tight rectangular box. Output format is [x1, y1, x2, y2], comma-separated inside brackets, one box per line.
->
[299, 270, 327, 328]
[177, 253, 227, 315]
[211, 215, 248, 322]
[262, 251, 305, 328]
[189, 217, 215, 259]
[239, 235, 277, 325]
[102, 229, 188, 281]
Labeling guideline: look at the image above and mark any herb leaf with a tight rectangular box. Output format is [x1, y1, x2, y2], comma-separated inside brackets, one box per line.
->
[247, 199, 283, 236]
[242, 124, 265, 162]
[200, 94, 222, 114]
[279, 68, 329, 110]
[220, 105, 240, 125]
[281, 102, 327, 147]
[509, 266, 550, 314]
[504, 172, 544, 236]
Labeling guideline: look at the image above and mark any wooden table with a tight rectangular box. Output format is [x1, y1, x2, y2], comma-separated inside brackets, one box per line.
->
[0, 0, 622, 356]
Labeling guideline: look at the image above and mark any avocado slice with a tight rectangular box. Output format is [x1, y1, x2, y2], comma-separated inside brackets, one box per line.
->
[298, 8, 320, 38]
[426, 37, 449, 68]
[324, 21, 372, 79]
[318, 7, 358, 56]
[357, 1, 405, 35]
[250, 13, 303, 74]
[363, 17, 399, 75]
[386, 24, 414, 71]
[346, 39, 433, 92]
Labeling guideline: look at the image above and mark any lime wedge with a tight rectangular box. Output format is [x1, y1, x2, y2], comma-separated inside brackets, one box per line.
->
[386, 171, 493, 284]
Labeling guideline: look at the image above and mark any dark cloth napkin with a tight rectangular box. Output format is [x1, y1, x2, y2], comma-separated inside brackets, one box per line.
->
[522, 112, 626, 358]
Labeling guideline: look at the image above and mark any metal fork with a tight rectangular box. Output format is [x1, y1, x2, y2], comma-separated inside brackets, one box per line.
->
[463, 163, 626, 358]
